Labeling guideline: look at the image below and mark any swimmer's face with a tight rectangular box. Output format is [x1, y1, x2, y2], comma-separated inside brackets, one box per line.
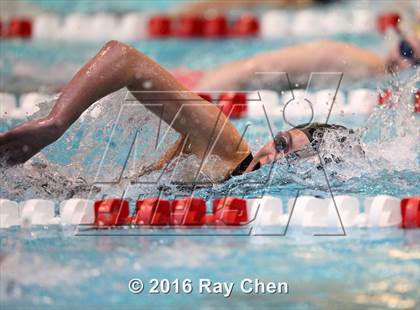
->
[385, 36, 420, 73]
[245, 129, 311, 172]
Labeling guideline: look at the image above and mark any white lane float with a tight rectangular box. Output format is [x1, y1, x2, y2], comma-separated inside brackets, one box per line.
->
[20, 199, 58, 225]
[292, 11, 323, 36]
[351, 10, 375, 34]
[326, 196, 360, 227]
[116, 13, 148, 41]
[60, 199, 95, 225]
[260, 11, 290, 39]
[19, 92, 50, 117]
[1, 92, 50, 119]
[347, 88, 377, 115]
[279, 89, 316, 124]
[321, 9, 350, 34]
[247, 196, 284, 226]
[287, 196, 328, 227]
[0, 92, 17, 119]
[247, 90, 280, 118]
[363, 195, 402, 227]
[0, 199, 20, 228]
[33, 14, 61, 40]
[62, 14, 92, 40]
[89, 14, 120, 41]
[314, 89, 346, 119]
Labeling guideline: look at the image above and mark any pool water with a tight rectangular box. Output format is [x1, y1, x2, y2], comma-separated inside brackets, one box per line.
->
[1, 226, 419, 309]
[0, 69, 418, 310]
[1, 1, 420, 309]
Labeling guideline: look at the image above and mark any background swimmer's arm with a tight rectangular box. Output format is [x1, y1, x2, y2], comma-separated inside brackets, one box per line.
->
[176, 0, 311, 15]
[197, 40, 385, 91]
[0, 40, 250, 172]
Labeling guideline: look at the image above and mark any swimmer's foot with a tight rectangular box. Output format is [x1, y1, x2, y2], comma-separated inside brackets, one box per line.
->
[0, 118, 61, 166]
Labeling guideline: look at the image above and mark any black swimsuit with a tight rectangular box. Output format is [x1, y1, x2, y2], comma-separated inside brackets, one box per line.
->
[230, 153, 260, 177]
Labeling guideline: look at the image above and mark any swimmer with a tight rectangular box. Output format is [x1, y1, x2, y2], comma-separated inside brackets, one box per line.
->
[177, 0, 340, 16]
[196, 38, 420, 91]
[3, 38, 417, 92]
[0, 39, 411, 181]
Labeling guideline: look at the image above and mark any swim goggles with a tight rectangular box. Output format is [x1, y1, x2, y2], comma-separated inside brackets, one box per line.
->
[399, 39, 420, 65]
[274, 131, 292, 153]
[274, 130, 318, 159]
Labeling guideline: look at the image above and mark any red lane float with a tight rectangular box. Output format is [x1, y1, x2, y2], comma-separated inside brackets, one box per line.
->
[400, 196, 420, 228]
[213, 197, 248, 226]
[94, 199, 130, 226]
[8, 196, 420, 229]
[231, 14, 259, 37]
[133, 198, 171, 225]
[176, 16, 204, 37]
[378, 89, 392, 105]
[378, 89, 419, 113]
[7, 18, 32, 38]
[171, 198, 206, 226]
[377, 12, 401, 33]
[2, 14, 260, 41]
[203, 15, 228, 38]
[148, 15, 171, 37]
[217, 92, 247, 118]
[203, 214, 217, 225]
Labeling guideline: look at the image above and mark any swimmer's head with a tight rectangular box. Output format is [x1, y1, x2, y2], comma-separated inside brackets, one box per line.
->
[385, 36, 420, 73]
[245, 123, 359, 172]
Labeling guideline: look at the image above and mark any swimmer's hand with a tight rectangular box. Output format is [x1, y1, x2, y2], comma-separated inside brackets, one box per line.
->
[0, 118, 61, 166]
[245, 140, 279, 173]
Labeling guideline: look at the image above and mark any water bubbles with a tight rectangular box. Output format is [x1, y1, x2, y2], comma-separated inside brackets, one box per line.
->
[208, 72, 419, 197]
[142, 80, 153, 89]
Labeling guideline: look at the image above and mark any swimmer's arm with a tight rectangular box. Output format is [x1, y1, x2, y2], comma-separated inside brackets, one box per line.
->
[197, 40, 385, 91]
[50, 41, 249, 169]
[0, 40, 250, 172]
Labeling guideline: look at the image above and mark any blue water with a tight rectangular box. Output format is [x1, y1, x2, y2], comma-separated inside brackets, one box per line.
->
[1, 1, 420, 309]
[1, 73, 419, 309]
[25, 0, 186, 14]
[1, 226, 419, 309]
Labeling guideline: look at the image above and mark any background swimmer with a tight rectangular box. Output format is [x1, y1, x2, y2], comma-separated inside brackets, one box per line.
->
[1, 36, 417, 95]
[196, 38, 419, 91]
[177, 0, 341, 15]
